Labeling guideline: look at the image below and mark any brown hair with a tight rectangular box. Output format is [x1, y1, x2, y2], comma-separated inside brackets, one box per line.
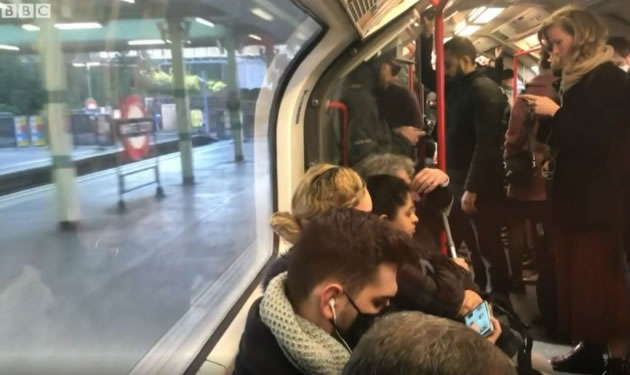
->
[286, 208, 418, 305]
[540, 6, 608, 65]
[270, 164, 366, 244]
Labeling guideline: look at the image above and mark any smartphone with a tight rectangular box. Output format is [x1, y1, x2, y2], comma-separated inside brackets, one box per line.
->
[465, 301, 494, 337]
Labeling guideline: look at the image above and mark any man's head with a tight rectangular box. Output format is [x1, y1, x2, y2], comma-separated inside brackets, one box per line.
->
[444, 37, 477, 79]
[378, 61, 402, 86]
[286, 208, 417, 348]
[354, 153, 415, 184]
[367, 175, 419, 236]
[608, 36, 630, 71]
[343, 312, 517, 375]
[502, 69, 514, 88]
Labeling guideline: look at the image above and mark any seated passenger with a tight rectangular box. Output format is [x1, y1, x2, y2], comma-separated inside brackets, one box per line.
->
[233, 209, 417, 375]
[264, 164, 371, 289]
[365, 174, 483, 320]
[354, 153, 451, 252]
[342, 63, 423, 165]
[342, 312, 516, 375]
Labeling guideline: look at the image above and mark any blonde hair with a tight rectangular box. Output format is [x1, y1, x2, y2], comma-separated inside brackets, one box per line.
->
[270, 164, 366, 244]
[540, 6, 608, 65]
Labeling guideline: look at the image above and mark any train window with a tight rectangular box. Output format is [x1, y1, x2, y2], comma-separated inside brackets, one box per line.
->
[0, 0, 321, 374]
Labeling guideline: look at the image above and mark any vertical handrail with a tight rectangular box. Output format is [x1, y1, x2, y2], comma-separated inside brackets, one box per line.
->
[513, 47, 542, 103]
[429, 0, 449, 256]
[328, 100, 350, 166]
[430, 0, 448, 172]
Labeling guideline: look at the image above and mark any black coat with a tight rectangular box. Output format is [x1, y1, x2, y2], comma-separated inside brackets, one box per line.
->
[343, 86, 415, 165]
[421, 36, 508, 200]
[540, 62, 629, 231]
[233, 298, 304, 375]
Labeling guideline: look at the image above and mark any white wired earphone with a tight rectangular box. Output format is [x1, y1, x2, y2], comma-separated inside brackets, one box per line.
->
[329, 298, 352, 352]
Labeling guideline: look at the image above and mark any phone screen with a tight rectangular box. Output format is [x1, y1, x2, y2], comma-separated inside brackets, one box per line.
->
[465, 301, 494, 337]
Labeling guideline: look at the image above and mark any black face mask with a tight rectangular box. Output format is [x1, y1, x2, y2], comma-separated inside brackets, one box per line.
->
[331, 292, 396, 350]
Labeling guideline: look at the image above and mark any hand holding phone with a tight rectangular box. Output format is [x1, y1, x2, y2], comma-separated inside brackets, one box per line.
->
[465, 301, 502, 344]
[465, 301, 493, 335]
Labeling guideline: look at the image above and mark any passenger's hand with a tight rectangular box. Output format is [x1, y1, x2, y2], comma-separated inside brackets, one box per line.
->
[453, 257, 470, 271]
[469, 317, 502, 344]
[396, 126, 425, 145]
[411, 168, 449, 194]
[458, 290, 484, 316]
[461, 191, 477, 215]
[421, 14, 435, 37]
[494, 46, 503, 59]
[520, 94, 560, 117]
[486, 317, 503, 344]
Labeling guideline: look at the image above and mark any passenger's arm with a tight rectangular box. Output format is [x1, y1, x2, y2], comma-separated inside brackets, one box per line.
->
[493, 52, 504, 84]
[503, 98, 530, 159]
[349, 124, 393, 165]
[417, 15, 437, 92]
[464, 82, 507, 194]
[396, 262, 463, 318]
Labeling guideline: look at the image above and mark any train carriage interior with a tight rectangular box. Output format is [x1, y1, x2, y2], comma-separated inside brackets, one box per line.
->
[0, 0, 629, 374]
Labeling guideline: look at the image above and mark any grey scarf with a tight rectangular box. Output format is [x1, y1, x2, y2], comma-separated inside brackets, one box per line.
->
[259, 272, 350, 375]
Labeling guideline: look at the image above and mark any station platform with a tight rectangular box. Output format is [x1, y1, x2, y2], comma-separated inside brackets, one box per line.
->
[0, 140, 272, 375]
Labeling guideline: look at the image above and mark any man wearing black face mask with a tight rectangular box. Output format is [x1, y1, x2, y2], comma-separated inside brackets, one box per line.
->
[419, 14, 512, 302]
[234, 209, 417, 375]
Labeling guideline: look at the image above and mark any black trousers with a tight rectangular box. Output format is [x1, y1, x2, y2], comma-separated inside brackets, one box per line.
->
[450, 186, 511, 294]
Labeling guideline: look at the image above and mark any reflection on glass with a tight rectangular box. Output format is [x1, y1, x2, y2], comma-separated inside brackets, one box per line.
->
[0, 0, 321, 373]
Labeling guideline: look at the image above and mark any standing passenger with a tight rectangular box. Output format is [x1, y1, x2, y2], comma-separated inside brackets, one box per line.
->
[419, 15, 512, 301]
[504, 48, 558, 332]
[522, 6, 630, 374]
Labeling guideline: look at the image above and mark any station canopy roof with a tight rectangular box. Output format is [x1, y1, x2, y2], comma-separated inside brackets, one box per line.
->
[0, 0, 302, 54]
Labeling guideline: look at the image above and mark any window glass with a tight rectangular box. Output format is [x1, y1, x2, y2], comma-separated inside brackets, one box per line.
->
[0, 0, 321, 373]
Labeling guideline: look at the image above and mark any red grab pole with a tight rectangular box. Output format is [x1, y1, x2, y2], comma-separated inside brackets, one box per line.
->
[430, 0, 448, 172]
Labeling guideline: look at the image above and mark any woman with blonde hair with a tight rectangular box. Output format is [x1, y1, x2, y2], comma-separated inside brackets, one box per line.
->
[522, 6, 630, 374]
[270, 164, 372, 245]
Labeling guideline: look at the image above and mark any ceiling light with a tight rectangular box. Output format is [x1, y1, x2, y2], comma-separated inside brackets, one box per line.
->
[195, 17, 214, 28]
[128, 39, 165, 46]
[22, 24, 40, 32]
[121, 0, 135, 3]
[458, 25, 480, 36]
[468, 7, 486, 22]
[251, 8, 273, 21]
[470, 7, 504, 24]
[86, 62, 101, 67]
[0, 44, 19, 51]
[455, 21, 467, 34]
[248, 34, 262, 41]
[55, 22, 103, 30]
[73, 63, 86, 67]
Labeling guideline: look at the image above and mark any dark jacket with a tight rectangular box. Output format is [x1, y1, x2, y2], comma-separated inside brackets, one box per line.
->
[343, 86, 414, 165]
[540, 62, 629, 231]
[233, 298, 304, 375]
[420, 35, 508, 201]
[376, 83, 423, 129]
[263, 246, 479, 320]
[504, 73, 559, 201]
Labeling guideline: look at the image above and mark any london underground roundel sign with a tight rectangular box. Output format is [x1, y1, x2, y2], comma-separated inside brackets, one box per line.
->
[119, 95, 151, 161]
